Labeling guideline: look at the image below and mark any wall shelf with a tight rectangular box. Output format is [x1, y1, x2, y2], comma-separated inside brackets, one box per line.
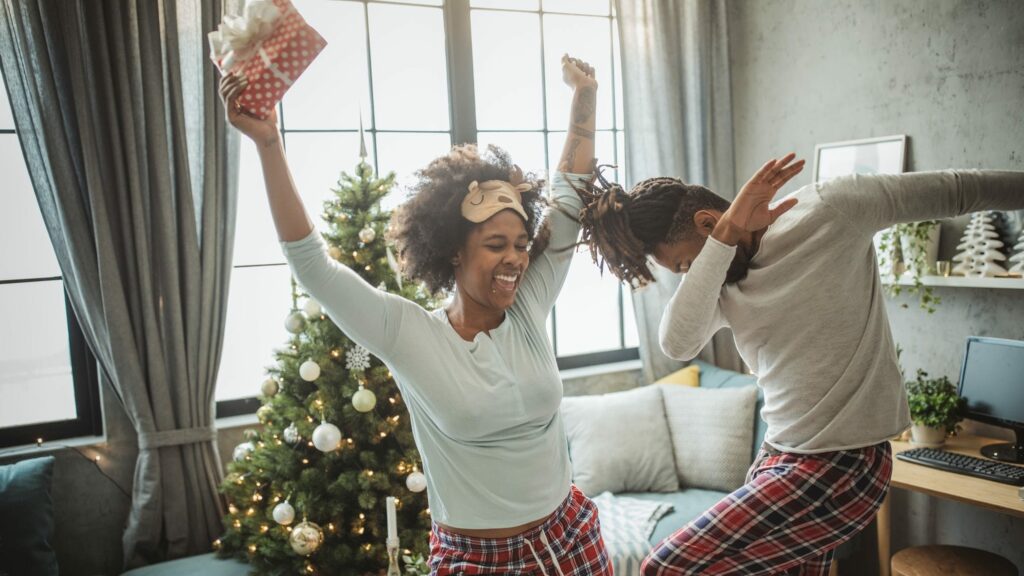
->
[882, 275, 1024, 289]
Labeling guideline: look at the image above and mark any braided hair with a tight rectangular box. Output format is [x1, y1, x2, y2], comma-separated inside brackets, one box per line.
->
[575, 167, 731, 286]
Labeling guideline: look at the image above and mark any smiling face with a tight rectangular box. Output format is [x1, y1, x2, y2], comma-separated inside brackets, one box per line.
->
[453, 210, 530, 312]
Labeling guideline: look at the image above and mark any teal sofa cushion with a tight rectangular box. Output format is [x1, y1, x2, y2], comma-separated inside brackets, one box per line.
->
[121, 553, 251, 575]
[691, 360, 767, 457]
[617, 489, 728, 546]
[0, 456, 58, 576]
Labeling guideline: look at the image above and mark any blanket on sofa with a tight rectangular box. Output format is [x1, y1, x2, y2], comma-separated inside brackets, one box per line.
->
[592, 492, 674, 576]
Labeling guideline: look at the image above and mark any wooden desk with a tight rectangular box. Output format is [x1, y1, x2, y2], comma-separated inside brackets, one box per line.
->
[877, 435, 1024, 576]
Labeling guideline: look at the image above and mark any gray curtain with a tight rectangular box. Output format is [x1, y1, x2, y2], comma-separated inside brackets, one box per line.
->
[0, 0, 237, 568]
[614, 0, 744, 381]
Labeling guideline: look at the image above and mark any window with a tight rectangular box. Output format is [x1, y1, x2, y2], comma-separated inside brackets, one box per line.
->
[0, 73, 102, 448]
[216, 0, 634, 414]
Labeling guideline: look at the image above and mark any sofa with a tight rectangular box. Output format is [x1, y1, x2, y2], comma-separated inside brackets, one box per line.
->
[560, 359, 767, 551]
[621, 359, 767, 547]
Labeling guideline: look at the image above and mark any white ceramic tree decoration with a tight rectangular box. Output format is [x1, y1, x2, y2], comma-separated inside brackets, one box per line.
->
[953, 212, 1007, 277]
[1009, 230, 1024, 276]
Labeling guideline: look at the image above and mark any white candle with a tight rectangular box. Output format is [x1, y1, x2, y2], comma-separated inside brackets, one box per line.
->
[386, 496, 397, 541]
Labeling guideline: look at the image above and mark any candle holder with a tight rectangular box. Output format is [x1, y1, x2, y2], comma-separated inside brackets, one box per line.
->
[386, 536, 401, 576]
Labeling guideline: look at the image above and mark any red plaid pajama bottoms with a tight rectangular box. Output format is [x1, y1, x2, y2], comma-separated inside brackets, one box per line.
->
[429, 484, 611, 575]
[642, 441, 892, 576]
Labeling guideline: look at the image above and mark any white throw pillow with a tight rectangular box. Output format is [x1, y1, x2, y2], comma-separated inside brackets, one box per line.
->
[561, 385, 679, 496]
[660, 384, 758, 492]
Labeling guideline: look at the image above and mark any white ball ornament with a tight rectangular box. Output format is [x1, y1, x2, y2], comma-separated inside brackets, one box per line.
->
[272, 500, 296, 525]
[261, 377, 279, 397]
[406, 470, 427, 493]
[299, 360, 321, 382]
[283, 423, 300, 444]
[352, 385, 377, 413]
[232, 441, 255, 462]
[284, 312, 306, 334]
[302, 299, 322, 318]
[289, 520, 324, 555]
[359, 226, 376, 243]
[312, 421, 341, 452]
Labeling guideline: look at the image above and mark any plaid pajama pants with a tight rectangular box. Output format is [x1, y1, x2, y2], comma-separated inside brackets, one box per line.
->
[642, 441, 892, 576]
[429, 484, 611, 575]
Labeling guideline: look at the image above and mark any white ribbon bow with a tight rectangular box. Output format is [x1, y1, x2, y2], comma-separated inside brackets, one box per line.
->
[208, 0, 282, 71]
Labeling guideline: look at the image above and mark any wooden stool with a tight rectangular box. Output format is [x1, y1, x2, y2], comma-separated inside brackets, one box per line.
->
[891, 545, 1018, 576]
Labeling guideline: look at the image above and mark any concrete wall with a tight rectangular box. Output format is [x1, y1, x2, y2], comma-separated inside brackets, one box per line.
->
[727, 0, 1024, 572]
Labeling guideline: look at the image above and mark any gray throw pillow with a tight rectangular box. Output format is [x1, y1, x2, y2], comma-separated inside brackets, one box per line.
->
[660, 384, 758, 492]
[561, 385, 679, 496]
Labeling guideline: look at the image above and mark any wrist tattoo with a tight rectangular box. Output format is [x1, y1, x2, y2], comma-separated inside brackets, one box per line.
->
[573, 86, 597, 125]
[562, 138, 581, 171]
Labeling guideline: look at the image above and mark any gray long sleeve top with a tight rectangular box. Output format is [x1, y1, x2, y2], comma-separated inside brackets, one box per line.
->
[281, 173, 587, 528]
[660, 170, 1024, 453]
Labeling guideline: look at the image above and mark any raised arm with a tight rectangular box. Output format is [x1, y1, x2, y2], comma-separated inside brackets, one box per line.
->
[818, 170, 1024, 234]
[514, 56, 597, 323]
[660, 154, 804, 359]
[220, 73, 404, 358]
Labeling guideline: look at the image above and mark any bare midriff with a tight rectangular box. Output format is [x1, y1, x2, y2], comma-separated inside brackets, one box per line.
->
[436, 511, 552, 539]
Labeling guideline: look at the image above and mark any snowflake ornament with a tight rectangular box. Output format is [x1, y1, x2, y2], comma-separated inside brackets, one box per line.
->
[346, 345, 371, 372]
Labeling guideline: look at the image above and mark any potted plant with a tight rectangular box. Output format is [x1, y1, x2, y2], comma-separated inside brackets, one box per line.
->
[877, 221, 942, 313]
[905, 369, 966, 447]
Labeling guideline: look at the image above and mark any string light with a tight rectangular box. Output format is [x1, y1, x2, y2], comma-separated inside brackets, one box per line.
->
[260, 524, 269, 533]
[36, 438, 43, 447]
[233, 520, 242, 528]
[248, 544, 257, 553]
[246, 508, 256, 516]
[302, 458, 310, 465]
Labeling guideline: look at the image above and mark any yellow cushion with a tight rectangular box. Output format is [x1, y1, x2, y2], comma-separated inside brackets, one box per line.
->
[655, 365, 700, 387]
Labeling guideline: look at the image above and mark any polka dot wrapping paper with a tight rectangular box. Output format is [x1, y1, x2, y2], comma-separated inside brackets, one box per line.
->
[210, 0, 327, 119]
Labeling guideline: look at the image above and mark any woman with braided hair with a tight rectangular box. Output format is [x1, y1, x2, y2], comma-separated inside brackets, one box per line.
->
[575, 157, 1024, 575]
[219, 54, 611, 575]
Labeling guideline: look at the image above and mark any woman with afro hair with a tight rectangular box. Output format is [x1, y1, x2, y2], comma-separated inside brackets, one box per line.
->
[220, 54, 609, 575]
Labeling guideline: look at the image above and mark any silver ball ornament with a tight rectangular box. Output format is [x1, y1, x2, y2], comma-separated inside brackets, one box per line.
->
[283, 423, 300, 444]
[232, 441, 255, 462]
[272, 500, 296, 525]
[406, 470, 427, 493]
[299, 360, 321, 382]
[312, 422, 341, 452]
[359, 226, 376, 243]
[284, 312, 306, 334]
[352, 386, 377, 413]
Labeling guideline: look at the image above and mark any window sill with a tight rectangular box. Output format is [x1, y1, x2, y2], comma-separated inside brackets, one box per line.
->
[559, 358, 642, 381]
[0, 434, 108, 460]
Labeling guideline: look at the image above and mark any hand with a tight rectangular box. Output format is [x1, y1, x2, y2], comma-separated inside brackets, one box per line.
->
[722, 153, 804, 233]
[219, 72, 280, 147]
[562, 54, 597, 90]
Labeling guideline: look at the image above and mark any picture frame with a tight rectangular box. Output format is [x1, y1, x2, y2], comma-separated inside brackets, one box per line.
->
[813, 134, 907, 182]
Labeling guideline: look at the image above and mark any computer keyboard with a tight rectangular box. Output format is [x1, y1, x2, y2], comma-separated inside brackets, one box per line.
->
[897, 447, 1024, 486]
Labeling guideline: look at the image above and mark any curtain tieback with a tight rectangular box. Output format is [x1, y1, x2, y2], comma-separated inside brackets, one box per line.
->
[138, 426, 217, 450]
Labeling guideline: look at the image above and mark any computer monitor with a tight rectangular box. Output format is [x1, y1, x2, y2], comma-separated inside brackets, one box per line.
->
[957, 336, 1024, 464]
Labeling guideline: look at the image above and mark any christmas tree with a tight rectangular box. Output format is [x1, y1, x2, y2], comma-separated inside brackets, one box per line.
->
[216, 148, 435, 575]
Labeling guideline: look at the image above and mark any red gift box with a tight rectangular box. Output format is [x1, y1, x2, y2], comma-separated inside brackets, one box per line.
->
[209, 0, 326, 119]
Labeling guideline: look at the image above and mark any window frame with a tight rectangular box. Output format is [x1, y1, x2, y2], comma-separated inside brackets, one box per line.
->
[0, 277, 103, 448]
